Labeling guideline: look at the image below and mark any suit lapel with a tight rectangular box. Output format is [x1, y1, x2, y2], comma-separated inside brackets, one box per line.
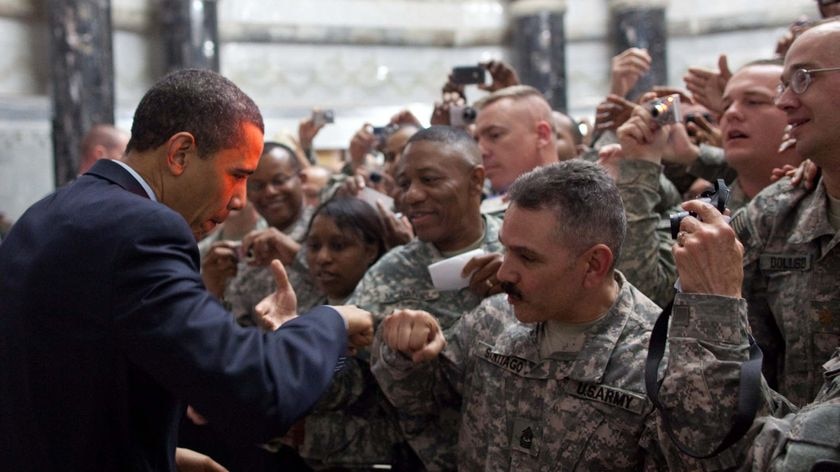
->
[86, 160, 150, 199]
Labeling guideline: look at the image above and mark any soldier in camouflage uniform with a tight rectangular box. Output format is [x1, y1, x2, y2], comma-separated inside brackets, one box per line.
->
[610, 60, 802, 309]
[372, 161, 688, 470]
[656, 196, 840, 470]
[473, 85, 560, 219]
[729, 21, 840, 407]
[339, 126, 504, 470]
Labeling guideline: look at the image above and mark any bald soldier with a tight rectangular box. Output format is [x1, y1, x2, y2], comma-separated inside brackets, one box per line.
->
[653, 19, 840, 471]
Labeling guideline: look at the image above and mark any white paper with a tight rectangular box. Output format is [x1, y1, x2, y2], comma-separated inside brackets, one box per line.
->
[427, 248, 486, 291]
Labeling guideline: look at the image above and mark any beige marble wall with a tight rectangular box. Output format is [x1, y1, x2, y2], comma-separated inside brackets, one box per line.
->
[0, 0, 821, 220]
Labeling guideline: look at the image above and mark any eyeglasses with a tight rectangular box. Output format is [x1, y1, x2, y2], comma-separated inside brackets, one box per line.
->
[247, 172, 299, 193]
[776, 66, 840, 97]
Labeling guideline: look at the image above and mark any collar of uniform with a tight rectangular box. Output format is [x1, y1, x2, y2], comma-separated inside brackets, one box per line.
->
[788, 179, 837, 253]
[425, 213, 504, 263]
[485, 272, 633, 382]
[565, 271, 632, 384]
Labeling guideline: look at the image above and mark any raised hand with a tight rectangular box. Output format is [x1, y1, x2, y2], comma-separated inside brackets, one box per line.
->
[610, 47, 652, 98]
[254, 260, 298, 331]
[683, 54, 731, 115]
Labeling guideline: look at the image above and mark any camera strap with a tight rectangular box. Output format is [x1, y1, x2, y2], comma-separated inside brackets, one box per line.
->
[644, 298, 764, 459]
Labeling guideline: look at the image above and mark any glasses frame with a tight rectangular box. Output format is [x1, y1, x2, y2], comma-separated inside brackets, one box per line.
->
[777, 66, 840, 97]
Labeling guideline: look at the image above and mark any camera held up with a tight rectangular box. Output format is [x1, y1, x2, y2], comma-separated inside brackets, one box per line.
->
[450, 105, 477, 128]
[670, 179, 731, 239]
[647, 94, 682, 126]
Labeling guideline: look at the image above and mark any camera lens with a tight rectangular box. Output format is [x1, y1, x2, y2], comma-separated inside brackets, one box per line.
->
[670, 211, 690, 239]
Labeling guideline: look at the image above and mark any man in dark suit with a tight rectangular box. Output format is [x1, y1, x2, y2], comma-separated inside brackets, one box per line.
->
[0, 69, 373, 471]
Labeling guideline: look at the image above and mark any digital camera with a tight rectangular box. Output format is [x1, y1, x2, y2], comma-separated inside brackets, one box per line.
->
[647, 94, 682, 126]
[451, 65, 486, 85]
[449, 105, 477, 128]
[670, 179, 731, 239]
[312, 109, 335, 126]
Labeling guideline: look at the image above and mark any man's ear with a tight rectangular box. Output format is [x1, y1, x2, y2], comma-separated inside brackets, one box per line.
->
[579, 243, 614, 289]
[469, 164, 486, 196]
[535, 120, 553, 149]
[298, 170, 309, 185]
[165, 132, 197, 176]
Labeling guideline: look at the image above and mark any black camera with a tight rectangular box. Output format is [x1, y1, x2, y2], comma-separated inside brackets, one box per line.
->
[372, 124, 398, 147]
[451, 65, 486, 85]
[670, 179, 731, 239]
[647, 94, 682, 126]
[450, 105, 477, 127]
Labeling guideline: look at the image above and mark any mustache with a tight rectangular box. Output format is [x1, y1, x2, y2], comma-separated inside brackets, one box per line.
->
[501, 282, 522, 300]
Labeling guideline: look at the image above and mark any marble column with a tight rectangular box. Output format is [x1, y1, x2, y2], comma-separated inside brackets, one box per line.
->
[609, 0, 669, 101]
[160, 0, 220, 73]
[510, 0, 568, 112]
[48, 0, 115, 186]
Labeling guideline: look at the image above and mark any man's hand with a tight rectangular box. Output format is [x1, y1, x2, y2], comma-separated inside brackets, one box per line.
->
[201, 241, 240, 299]
[389, 109, 422, 129]
[430, 91, 466, 126]
[596, 143, 625, 181]
[610, 47, 652, 97]
[298, 113, 326, 152]
[381, 309, 446, 363]
[462, 253, 504, 298]
[594, 94, 637, 132]
[175, 448, 228, 472]
[686, 112, 722, 147]
[242, 228, 300, 266]
[479, 60, 521, 92]
[683, 54, 731, 115]
[348, 125, 377, 171]
[662, 123, 700, 166]
[771, 158, 819, 190]
[331, 305, 374, 352]
[254, 260, 298, 331]
[672, 200, 743, 297]
[376, 200, 414, 249]
[616, 105, 669, 163]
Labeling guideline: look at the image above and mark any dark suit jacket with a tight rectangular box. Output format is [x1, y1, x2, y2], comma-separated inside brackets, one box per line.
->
[0, 160, 347, 471]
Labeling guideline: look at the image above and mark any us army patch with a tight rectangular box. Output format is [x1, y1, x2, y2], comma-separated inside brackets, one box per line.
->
[759, 253, 812, 272]
[567, 381, 645, 415]
[510, 417, 540, 457]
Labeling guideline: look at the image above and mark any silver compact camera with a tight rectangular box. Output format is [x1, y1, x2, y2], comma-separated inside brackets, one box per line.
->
[449, 105, 477, 128]
[647, 94, 682, 126]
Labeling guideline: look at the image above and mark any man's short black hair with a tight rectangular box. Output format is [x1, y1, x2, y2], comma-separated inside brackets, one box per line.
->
[508, 160, 627, 266]
[404, 125, 482, 167]
[126, 69, 264, 158]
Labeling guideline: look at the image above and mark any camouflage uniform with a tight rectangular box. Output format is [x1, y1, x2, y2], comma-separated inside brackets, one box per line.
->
[372, 272, 680, 471]
[731, 177, 840, 407]
[615, 160, 679, 308]
[657, 293, 840, 470]
[688, 144, 748, 212]
[615, 156, 749, 310]
[336, 213, 503, 470]
[223, 206, 320, 324]
[349, 214, 503, 327]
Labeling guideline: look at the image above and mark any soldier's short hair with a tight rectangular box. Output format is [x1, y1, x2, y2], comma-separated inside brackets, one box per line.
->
[404, 125, 482, 167]
[126, 69, 264, 159]
[507, 160, 626, 265]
